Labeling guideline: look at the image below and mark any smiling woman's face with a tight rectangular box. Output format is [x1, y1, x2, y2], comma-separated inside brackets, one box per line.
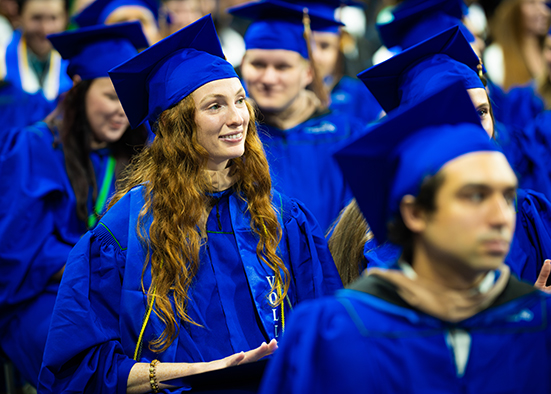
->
[85, 77, 129, 144]
[191, 77, 250, 171]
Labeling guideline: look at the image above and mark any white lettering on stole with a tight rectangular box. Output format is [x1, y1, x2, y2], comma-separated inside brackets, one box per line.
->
[266, 275, 275, 287]
[266, 275, 280, 338]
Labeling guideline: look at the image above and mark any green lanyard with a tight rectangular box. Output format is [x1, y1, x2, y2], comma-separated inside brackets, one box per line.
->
[87, 155, 116, 229]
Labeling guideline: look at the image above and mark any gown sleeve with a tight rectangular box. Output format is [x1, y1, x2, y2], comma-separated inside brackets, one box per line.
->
[38, 194, 136, 394]
[0, 82, 56, 130]
[506, 188, 551, 283]
[496, 119, 551, 198]
[279, 194, 343, 300]
[0, 123, 81, 312]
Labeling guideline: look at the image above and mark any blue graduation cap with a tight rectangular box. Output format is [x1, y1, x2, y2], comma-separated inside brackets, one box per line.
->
[227, 0, 343, 58]
[333, 81, 499, 243]
[376, 0, 473, 50]
[108, 14, 238, 129]
[48, 21, 148, 80]
[277, 0, 363, 32]
[358, 26, 484, 114]
[73, 0, 160, 27]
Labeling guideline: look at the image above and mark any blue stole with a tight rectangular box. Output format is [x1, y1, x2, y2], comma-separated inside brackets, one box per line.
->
[116, 187, 289, 363]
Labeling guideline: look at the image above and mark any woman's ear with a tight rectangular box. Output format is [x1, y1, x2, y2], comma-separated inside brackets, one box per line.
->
[72, 74, 82, 86]
[400, 195, 428, 234]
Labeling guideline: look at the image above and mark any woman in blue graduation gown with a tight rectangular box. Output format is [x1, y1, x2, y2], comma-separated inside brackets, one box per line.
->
[39, 15, 341, 394]
[0, 22, 149, 387]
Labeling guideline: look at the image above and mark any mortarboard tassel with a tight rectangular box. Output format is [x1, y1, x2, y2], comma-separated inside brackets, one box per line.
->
[303, 8, 330, 108]
[477, 58, 487, 87]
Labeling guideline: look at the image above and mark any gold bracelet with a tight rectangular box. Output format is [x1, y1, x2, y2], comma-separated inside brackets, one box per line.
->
[149, 359, 160, 393]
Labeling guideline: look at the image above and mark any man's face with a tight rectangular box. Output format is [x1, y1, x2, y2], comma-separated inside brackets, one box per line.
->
[20, 0, 67, 58]
[240, 49, 313, 113]
[416, 152, 517, 277]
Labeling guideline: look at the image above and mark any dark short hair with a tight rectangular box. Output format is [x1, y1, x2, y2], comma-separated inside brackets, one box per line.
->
[387, 172, 445, 263]
[18, 0, 68, 15]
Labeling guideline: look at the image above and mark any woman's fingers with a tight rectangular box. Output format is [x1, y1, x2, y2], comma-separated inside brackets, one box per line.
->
[177, 339, 278, 379]
[535, 259, 551, 293]
[240, 339, 278, 364]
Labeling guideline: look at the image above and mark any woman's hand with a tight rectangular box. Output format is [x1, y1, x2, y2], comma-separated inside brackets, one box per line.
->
[127, 339, 278, 394]
[534, 259, 551, 293]
[181, 338, 278, 375]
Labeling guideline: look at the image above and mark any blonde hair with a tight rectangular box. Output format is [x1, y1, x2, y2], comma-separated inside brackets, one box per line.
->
[327, 199, 372, 286]
[491, 0, 549, 90]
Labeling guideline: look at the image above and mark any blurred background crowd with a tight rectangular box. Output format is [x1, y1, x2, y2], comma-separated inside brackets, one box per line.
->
[2, 0, 551, 392]
[3, 0, 551, 127]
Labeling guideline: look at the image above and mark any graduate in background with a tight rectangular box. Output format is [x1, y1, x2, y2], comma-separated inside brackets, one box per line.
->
[279, 0, 382, 125]
[0, 77, 55, 130]
[521, 29, 551, 187]
[331, 27, 551, 287]
[39, 15, 341, 394]
[484, 0, 550, 91]
[0, 21, 148, 387]
[0, 0, 71, 103]
[368, 0, 520, 143]
[375, 0, 477, 55]
[228, 0, 365, 232]
[73, 0, 162, 44]
[260, 83, 551, 394]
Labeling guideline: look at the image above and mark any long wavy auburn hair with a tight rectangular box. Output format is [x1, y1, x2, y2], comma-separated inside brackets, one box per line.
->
[109, 94, 289, 352]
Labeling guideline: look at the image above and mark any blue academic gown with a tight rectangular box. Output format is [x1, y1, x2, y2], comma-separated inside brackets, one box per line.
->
[0, 122, 118, 386]
[38, 185, 342, 394]
[259, 272, 551, 394]
[498, 82, 544, 131]
[0, 81, 55, 130]
[506, 188, 551, 283]
[1, 30, 72, 102]
[258, 110, 364, 232]
[329, 76, 383, 126]
[488, 80, 551, 198]
[522, 111, 551, 195]
[497, 123, 551, 198]
[360, 188, 551, 284]
[496, 121, 551, 199]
